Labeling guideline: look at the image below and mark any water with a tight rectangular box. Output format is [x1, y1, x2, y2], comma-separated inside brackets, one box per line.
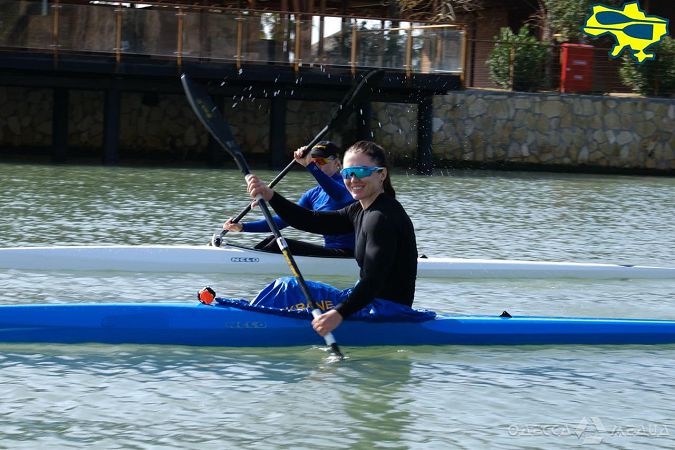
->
[1, 162, 675, 448]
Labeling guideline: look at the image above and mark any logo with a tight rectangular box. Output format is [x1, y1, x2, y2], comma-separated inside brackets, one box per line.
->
[581, 1, 669, 63]
[573, 416, 606, 445]
[507, 416, 670, 444]
[230, 257, 260, 263]
[223, 321, 267, 329]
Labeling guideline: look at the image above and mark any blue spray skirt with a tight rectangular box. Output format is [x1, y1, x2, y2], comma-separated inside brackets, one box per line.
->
[1, 302, 675, 347]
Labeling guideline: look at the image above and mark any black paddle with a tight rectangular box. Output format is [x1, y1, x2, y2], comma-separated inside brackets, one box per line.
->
[181, 73, 344, 359]
[211, 69, 384, 247]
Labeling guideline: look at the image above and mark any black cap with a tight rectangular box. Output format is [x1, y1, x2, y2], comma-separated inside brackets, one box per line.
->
[309, 141, 340, 158]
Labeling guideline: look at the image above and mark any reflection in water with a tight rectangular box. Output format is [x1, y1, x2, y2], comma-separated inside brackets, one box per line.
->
[332, 350, 415, 449]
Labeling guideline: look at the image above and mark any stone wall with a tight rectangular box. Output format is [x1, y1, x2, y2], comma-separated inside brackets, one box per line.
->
[0, 87, 52, 148]
[0, 87, 357, 161]
[430, 90, 675, 171]
[1, 86, 674, 172]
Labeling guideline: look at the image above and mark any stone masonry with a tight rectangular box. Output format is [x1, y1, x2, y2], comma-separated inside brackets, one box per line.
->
[1, 86, 673, 172]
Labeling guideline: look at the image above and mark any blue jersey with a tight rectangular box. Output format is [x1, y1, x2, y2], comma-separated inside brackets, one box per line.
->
[242, 163, 356, 250]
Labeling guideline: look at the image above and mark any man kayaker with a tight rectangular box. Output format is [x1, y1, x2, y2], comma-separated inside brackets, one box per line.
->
[224, 141, 356, 257]
[246, 140, 418, 336]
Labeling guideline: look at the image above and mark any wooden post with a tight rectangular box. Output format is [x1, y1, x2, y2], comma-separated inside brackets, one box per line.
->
[318, 0, 326, 61]
[52, 0, 60, 67]
[114, 7, 122, 65]
[236, 12, 244, 70]
[406, 23, 413, 78]
[176, 8, 184, 68]
[294, 14, 301, 72]
[350, 21, 357, 77]
[461, 26, 469, 85]
[281, 0, 289, 62]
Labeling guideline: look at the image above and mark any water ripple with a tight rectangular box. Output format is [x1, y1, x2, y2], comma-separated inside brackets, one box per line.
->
[1, 163, 675, 448]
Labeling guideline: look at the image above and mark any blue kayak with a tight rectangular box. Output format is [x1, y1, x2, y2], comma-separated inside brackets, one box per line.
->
[1, 302, 675, 347]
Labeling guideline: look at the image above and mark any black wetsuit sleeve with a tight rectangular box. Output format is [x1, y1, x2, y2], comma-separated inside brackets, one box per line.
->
[335, 211, 397, 318]
[268, 191, 354, 235]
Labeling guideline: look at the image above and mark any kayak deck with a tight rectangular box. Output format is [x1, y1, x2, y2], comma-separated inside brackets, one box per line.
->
[1, 303, 675, 347]
[0, 245, 674, 280]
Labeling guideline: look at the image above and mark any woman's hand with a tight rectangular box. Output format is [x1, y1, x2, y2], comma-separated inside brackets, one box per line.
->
[245, 174, 274, 207]
[223, 218, 243, 232]
[311, 309, 343, 336]
[293, 147, 313, 167]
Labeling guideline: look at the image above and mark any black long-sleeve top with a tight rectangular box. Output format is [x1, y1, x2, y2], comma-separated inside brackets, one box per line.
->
[269, 192, 418, 318]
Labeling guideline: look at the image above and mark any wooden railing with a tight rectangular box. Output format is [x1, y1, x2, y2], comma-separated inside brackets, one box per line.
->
[0, 0, 466, 76]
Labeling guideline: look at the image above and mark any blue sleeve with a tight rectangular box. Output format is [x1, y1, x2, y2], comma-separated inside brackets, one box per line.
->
[268, 192, 355, 235]
[242, 216, 288, 232]
[306, 163, 353, 204]
[242, 190, 313, 232]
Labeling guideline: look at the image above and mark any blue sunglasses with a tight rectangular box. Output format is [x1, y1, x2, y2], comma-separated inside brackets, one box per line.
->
[340, 166, 384, 179]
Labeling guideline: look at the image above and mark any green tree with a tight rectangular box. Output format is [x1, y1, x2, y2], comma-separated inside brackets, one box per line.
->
[486, 26, 549, 91]
[538, 0, 624, 43]
[619, 36, 675, 97]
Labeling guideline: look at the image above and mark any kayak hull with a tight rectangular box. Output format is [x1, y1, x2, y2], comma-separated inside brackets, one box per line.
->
[2, 303, 675, 347]
[0, 245, 673, 280]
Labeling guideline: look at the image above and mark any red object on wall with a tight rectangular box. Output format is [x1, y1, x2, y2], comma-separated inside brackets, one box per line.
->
[560, 43, 594, 93]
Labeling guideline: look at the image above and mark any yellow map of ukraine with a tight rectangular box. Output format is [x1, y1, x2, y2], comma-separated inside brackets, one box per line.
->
[582, 1, 669, 63]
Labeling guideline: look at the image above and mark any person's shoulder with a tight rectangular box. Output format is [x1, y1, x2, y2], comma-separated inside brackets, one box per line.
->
[373, 193, 402, 210]
[346, 200, 362, 211]
[384, 195, 408, 212]
[344, 200, 363, 215]
[371, 195, 411, 221]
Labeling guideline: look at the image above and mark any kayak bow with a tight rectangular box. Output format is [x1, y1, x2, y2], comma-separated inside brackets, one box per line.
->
[1, 302, 675, 347]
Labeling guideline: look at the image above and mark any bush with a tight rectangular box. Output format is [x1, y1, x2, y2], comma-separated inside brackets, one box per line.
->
[486, 26, 550, 91]
[619, 36, 675, 97]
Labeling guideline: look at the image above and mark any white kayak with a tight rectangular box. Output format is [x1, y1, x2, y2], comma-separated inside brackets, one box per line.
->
[0, 244, 673, 280]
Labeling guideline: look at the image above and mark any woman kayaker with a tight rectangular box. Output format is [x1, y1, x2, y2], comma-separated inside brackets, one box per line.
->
[246, 140, 418, 336]
[224, 141, 356, 257]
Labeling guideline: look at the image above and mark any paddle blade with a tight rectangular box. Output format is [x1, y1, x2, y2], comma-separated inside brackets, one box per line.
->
[180, 74, 250, 174]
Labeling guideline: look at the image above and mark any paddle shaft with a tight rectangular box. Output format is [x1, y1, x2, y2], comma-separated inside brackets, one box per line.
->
[222, 132, 325, 228]
[181, 73, 343, 358]
[217, 69, 384, 243]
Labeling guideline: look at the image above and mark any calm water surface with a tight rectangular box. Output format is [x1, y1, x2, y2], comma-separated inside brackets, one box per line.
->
[1, 163, 675, 448]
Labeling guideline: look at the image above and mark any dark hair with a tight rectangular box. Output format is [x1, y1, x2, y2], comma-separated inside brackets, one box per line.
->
[345, 141, 396, 198]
